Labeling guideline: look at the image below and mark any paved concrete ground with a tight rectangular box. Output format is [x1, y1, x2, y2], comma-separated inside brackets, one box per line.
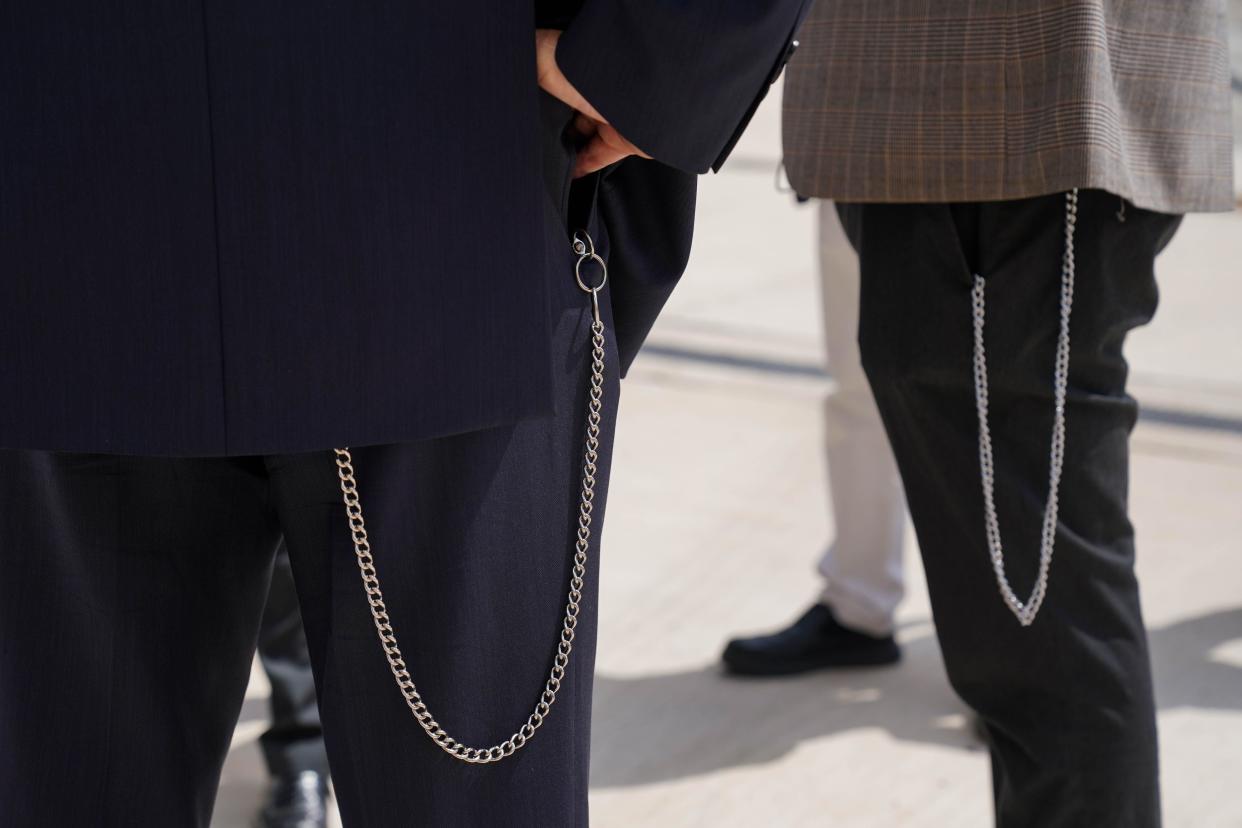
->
[214, 75, 1242, 828]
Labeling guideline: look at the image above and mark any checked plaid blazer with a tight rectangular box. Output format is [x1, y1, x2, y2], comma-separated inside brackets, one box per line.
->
[782, 1, 1235, 213]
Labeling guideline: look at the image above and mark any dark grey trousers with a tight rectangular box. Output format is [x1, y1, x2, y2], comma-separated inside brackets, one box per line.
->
[257, 543, 329, 779]
[841, 191, 1180, 828]
[0, 229, 618, 827]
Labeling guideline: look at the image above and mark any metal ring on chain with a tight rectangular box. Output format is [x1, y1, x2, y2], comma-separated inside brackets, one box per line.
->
[573, 229, 608, 294]
[575, 252, 608, 293]
[971, 188, 1078, 627]
[332, 230, 608, 764]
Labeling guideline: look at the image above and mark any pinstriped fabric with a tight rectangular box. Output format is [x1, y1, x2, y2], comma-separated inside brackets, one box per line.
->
[782, 0, 1235, 213]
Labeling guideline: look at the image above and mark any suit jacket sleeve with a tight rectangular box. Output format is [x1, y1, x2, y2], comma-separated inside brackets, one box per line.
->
[555, 0, 810, 174]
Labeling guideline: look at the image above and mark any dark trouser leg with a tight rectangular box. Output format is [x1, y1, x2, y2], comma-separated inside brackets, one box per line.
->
[0, 452, 282, 827]
[258, 541, 329, 778]
[846, 191, 1180, 827]
[268, 222, 619, 827]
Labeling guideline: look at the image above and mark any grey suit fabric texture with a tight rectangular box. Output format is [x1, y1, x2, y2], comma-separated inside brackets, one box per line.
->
[782, 0, 1235, 213]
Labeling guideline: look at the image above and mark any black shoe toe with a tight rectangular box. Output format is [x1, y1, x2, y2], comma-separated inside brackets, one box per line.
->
[255, 770, 330, 828]
[722, 603, 900, 676]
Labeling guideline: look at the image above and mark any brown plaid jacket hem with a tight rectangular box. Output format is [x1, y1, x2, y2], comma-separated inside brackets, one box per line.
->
[782, 1, 1235, 213]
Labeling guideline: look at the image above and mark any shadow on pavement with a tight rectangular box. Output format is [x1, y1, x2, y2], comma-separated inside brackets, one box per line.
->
[1149, 607, 1242, 714]
[589, 607, 1242, 789]
[590, 621, 979, 789]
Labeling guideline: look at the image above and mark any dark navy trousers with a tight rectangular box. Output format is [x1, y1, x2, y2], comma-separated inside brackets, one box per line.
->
[0, 232, 618, 827]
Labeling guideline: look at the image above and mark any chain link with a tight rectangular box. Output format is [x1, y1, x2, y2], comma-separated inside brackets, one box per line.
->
[971, 189, 1078, 627]
[332, 231, 607, 764]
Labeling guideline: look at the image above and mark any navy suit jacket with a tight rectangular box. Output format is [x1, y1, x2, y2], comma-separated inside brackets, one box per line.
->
[0, 1, 806, 456]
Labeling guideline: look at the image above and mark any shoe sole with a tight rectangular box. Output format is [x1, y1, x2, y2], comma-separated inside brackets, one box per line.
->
[721, 645, 902, 677]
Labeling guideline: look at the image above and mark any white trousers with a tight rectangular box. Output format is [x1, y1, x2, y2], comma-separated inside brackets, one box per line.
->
[816, 202, 908, 636]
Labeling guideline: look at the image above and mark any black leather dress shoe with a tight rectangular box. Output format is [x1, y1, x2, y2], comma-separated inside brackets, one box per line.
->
[255, 770, 330, 828]
[722, 603, 901, 676]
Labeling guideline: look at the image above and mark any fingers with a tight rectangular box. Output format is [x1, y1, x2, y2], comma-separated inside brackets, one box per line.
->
[572, 122, 651, 178]
[535, 28, 650, 177]
[574, 136, 627, 178]
[535, 29, 604, 122]
[571, 112, 595, 141]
